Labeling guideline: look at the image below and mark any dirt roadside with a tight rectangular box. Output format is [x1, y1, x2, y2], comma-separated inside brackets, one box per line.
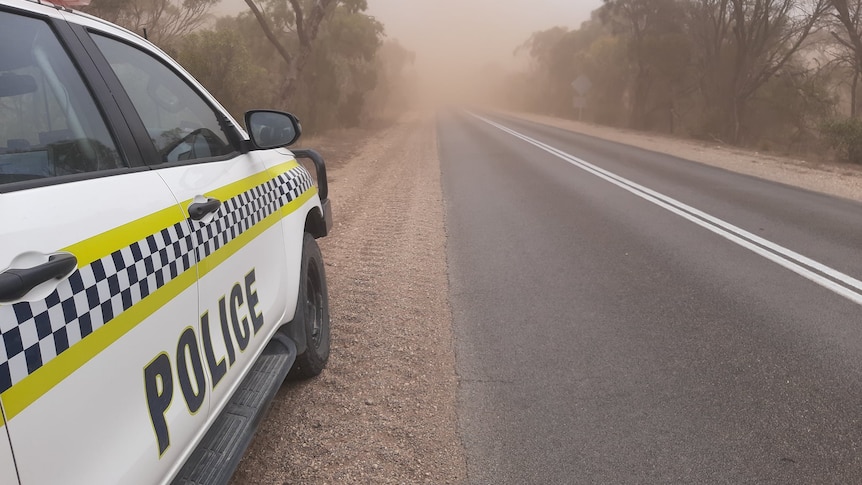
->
[503, 111, 862, 203]
[230, 113, 467, 484]
[230, 110, 859, 484]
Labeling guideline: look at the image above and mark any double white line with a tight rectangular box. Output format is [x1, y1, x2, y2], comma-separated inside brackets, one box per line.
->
[471, 113, 862, 307]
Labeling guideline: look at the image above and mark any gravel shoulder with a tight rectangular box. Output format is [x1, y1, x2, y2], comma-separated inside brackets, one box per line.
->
[231, 113, 467, 484]
[501, 111, 862, 203]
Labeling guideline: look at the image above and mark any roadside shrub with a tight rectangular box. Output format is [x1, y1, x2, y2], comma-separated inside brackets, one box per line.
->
[820, 118, 862, 164]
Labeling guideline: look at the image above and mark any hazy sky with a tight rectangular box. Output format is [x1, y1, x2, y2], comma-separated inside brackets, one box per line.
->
[214, 0, 603, 101]
[366, 0, 603, 69]
[217, 1, 603, 69]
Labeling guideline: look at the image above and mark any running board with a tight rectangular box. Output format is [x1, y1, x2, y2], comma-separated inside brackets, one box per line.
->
[172, 334, 297, 485]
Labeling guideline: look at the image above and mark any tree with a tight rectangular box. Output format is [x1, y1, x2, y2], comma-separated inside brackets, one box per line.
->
[243, 0, 339, 104]
[198, 2, 382, 131]
[173, 29, 269, 120]
[83, 0, 218, 47]
[288, 2, 383, 129]
[828, 0, 862, 116]
[687, 0, 829, 143]
[519, 27, 570, 70]
[575, 35, 631, 124]
[601, 0, 687, 129]
[517, 22, 611, 116]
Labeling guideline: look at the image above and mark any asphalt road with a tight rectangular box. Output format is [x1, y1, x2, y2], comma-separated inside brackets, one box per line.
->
[439, 111, 862, 484]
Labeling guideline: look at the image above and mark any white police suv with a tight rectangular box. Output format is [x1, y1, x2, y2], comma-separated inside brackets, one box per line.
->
[0, 0, 333, 483]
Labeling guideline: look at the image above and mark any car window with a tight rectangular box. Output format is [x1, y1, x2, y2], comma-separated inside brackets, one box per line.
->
[0, 11, 124, 186]
[90, 34, 235, 165]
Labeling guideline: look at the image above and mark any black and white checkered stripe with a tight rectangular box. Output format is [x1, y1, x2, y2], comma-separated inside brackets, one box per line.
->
[0, 222, 195, 393]
[193, 165, 313, 260]
[0, 165, 313, 394]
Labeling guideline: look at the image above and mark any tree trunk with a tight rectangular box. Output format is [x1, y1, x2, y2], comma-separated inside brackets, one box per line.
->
[668, 101, 675, 134]
[630, 63, 651, 130]
[731, 97, 744, 144]
[244, 0, 336, 106]
[279, 45, 317, 102]
[852, 68, 860, 118]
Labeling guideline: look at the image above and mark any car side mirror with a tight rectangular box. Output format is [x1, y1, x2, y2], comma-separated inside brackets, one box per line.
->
[245, 110, 302, 149]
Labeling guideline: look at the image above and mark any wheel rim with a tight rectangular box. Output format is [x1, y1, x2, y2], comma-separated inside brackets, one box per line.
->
[305, 261, 324, 348]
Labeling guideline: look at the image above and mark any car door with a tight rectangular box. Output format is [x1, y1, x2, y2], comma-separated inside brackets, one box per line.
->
[80, 21, 299, 453]
[0, 425, 15, 485]
[0, 4, 200, 484]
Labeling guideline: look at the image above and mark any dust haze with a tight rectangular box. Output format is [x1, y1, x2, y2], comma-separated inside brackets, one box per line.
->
[208, 0, 600, 112]
[365, 0, 599, 108]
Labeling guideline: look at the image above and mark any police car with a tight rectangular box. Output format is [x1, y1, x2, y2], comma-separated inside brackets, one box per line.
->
[0, 0, 333, 482]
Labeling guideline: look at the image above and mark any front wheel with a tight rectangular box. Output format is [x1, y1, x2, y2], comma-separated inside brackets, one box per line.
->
[289, 233, 330, 379]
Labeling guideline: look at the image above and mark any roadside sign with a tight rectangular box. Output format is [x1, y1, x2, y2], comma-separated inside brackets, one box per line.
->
[573, 95, 588, 121]
[572, 75, 592, 96]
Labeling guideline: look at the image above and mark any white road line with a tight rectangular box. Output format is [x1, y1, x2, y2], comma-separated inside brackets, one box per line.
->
[470, 112, 862, 307]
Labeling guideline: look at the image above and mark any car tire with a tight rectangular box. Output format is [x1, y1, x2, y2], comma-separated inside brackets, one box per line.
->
[289, 232, 330, 379]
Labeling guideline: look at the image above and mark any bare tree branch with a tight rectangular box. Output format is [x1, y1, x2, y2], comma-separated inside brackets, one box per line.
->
[244, 0, 295, 66]
[244, 0, 337, 104]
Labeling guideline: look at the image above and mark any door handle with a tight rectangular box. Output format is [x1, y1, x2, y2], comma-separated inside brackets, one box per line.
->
[0, 253, 78, 303]
[188, 197, 222, 221]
